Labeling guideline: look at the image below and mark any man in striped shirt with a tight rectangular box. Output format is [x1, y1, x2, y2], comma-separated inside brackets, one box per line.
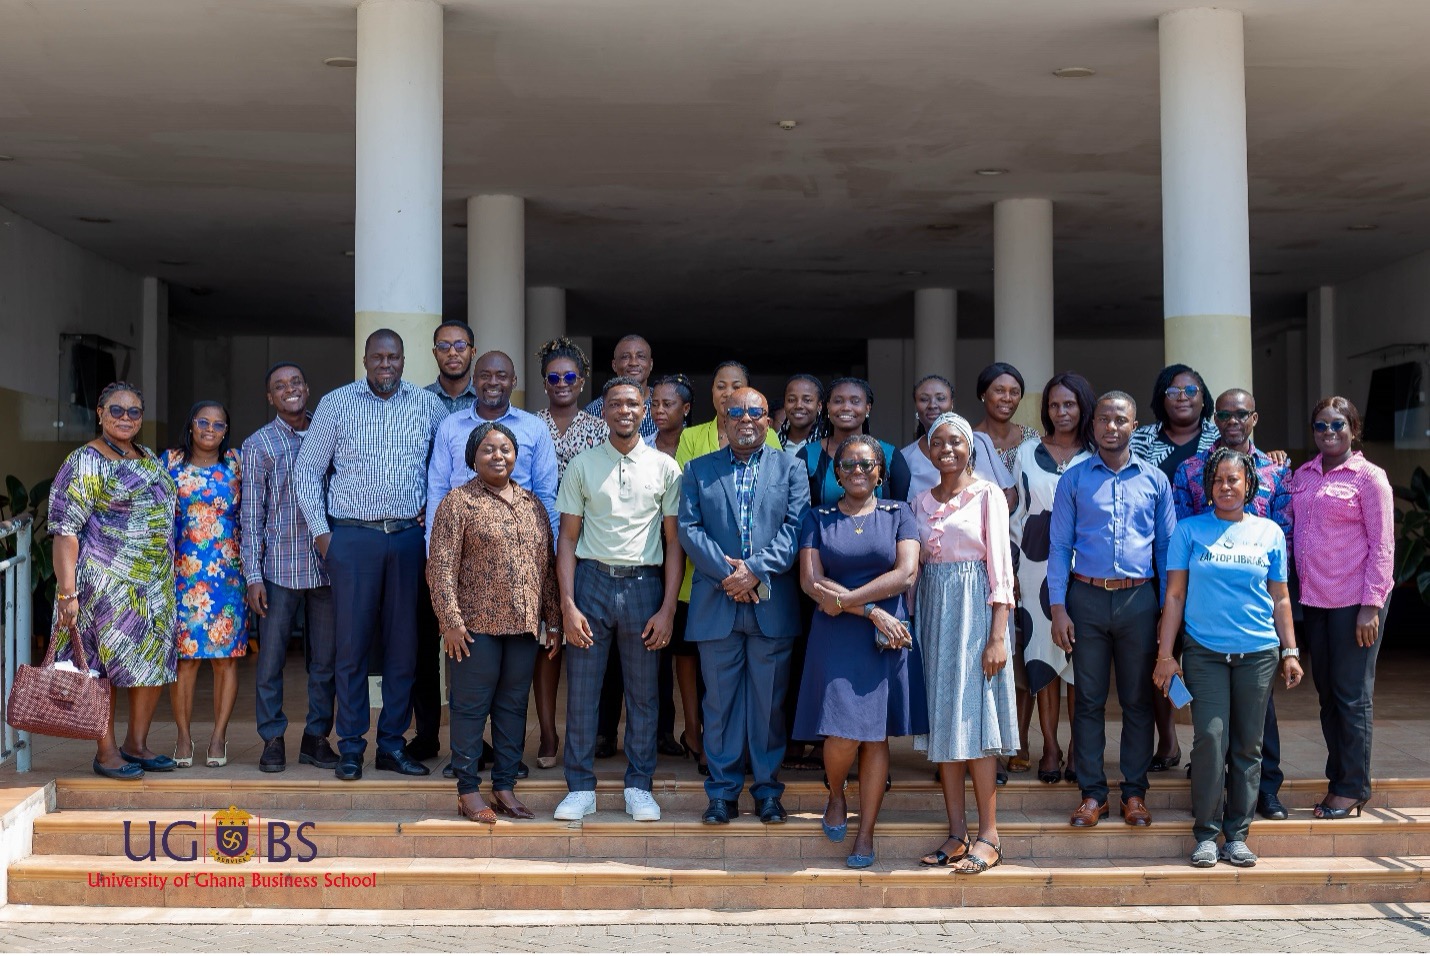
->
[295, 330, 449, 781]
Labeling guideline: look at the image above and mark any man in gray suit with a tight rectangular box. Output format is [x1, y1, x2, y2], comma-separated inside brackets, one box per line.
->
[678, 386, 811, 825]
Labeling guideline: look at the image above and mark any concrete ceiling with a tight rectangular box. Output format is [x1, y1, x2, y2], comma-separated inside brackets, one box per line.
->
[0, 0, 1428, 346]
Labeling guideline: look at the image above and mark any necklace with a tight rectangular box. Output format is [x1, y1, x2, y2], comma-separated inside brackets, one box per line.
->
[841, 500, 875, 534]
[100, 436, 131, 459]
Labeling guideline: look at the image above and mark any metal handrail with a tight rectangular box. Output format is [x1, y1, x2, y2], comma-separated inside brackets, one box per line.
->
[1, 512, 33, 772]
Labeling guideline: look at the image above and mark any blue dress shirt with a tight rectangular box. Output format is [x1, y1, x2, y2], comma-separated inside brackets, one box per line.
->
[1047, 451, 1177, 605]
[426, 403, 560, 543]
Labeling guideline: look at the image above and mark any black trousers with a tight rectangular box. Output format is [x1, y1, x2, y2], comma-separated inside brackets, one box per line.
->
[1067, 579, 1159, 804]
[449, 632, 538, 794]
[411, 569, 442, 747]
[1303, 604, 1386, 801]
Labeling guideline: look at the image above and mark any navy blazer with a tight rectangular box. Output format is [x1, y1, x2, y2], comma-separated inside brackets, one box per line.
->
[677, 447, 810, 641]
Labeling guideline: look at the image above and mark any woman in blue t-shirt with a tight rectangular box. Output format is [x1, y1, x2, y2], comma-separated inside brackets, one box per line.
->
[1152, 448, 1304, 870]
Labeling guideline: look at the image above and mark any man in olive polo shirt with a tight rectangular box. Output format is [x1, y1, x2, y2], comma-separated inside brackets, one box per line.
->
[554, 377, 684, 823]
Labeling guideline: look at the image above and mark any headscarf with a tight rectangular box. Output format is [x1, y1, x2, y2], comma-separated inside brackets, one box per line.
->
[928, 411, 975, 457]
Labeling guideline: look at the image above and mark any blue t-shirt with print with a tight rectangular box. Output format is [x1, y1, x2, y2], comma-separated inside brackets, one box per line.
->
[1167, 512, 1287, 655]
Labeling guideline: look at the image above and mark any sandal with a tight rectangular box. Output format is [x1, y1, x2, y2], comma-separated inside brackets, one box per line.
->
[954, 836, 1003, 874]
[919, 834, 970, 867]
[781, 749, 823, 772]
[457, 795, 497, 824]
[1008, 755, 1031, 774]
[490, 791, 535, 820]
[1149, 748, 1182, 772]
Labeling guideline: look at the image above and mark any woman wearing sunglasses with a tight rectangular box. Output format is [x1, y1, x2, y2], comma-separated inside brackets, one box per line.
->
[49, 382, 180, 779]
[165, 400, 246, 769]
[1291, 397, 1394, 820]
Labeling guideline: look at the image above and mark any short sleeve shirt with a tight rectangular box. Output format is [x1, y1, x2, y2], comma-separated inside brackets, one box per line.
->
[1167, 512, 1287, 655]
[556, 439, 682, 566]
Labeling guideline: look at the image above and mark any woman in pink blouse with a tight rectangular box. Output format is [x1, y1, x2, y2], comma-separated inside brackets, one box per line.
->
[1290, 396, 1394, 819]
[911, 412, 1016, 874]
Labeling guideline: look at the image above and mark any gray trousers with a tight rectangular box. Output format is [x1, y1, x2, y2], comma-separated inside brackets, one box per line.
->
[1183, 637, 1278, 844]
[254, 581, 336, 743]
[698, 603, 791, 802]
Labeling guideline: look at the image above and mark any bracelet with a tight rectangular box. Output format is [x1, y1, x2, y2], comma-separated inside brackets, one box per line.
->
[834, 594, 843, 611]
[57, 592, 77, 602]
[1156, 656, 1177, 662]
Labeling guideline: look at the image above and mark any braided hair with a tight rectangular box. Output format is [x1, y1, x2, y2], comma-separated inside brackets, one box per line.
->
[778, 373, 828, 447]
[536, 337, 591, 378]
[96, 380, 144, 411]
[651, 373, 695, 427]
[1201, 445, 1259, 509]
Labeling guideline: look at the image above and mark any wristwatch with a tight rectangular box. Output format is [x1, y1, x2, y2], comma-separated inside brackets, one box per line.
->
[1280, 647, 1300, 660]
[864, 602, 878, 618]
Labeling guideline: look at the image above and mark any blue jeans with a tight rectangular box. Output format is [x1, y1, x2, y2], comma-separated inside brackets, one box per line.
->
[253, 581, 336, 742]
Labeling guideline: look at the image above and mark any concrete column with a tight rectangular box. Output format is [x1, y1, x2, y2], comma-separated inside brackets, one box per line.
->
[1307, 285, 1337, 405]
[139, 277, 169, 449]
[993, 198, 1054, 427]
[468, 194, 526, 406]
[867, 338, 915, 444]
[525, 286, 566, 411]
[353, 0, 443, 383]
[913, 289, 957, 385]
[1160, 7, 1252, 396]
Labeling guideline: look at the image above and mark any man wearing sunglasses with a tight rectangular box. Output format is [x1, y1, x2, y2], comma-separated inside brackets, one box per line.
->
[425, 320, 480, 414]
[1170, 388, 1295, 821]
[677, 388, 810, 826]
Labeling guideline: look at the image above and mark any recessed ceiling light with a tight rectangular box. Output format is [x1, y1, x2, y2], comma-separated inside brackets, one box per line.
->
[324, 56, 357, 68]
[76, 216, 112, 224]
[158, 259, 190, 266]
[1053, 66, 1096, 78]
[777, 120, 799, 131]
[975, 168, 1008, 176]
[901, 270, 926, 277]
[1347, 223, 1379, 231]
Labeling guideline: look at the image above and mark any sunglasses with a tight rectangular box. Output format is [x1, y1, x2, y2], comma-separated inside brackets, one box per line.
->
[1215, 409, 1254, 422]
[194, 418, 228, 433]
[727, 406, 766, 420]
[837, 459, 879, 474]
[106, 404, 143, 421]
[546, 371, 580, 386]
[1313, 420, 1349, 433]
[434, 341, 471, 354]
[1165, 385, 1201, 399]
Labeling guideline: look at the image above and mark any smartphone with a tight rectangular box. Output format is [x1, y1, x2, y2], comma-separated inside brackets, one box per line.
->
[1168, 673, 1193, 709]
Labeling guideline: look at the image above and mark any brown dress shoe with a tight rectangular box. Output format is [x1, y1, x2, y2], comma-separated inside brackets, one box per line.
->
[1070, 797, 1109, 827]
[1122, 795, 1152, 827]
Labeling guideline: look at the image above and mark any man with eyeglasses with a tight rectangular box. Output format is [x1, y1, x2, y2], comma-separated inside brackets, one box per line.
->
[678, 387, 810, 825]
[426, 320, 479, 413]
[584, 334, 658, 442]
[1170, 388, 1295, 821]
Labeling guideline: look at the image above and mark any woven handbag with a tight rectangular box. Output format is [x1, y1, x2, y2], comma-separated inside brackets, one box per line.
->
[5, 625, 112, 741]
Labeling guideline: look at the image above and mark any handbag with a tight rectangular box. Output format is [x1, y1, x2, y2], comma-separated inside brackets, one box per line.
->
[5, 624, 113, 741]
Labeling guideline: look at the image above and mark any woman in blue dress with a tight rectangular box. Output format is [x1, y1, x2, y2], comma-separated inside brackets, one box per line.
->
[795, 434, 926, 869]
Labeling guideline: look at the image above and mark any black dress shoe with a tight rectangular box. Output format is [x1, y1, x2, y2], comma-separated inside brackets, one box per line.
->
[657, 732, 685, 757]
[259, 737, 286, 773]
[375, 749, 431, 776]
[335, 755, 363, 781]
[1258, 793, 1289, 820]
[405, 736, 441, 762]
[442, 761, 455, 779]
[299, 733, 339, 770]
[702, 798, 738, 825]
[757, 796, 787, 824]
[594, 736, 616, 760]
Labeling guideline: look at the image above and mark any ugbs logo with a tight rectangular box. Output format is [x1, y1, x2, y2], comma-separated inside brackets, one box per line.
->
[211, 806, 256, 864]
[123, 805, 318, 863]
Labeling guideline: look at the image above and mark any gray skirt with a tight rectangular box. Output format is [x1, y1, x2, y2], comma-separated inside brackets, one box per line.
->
[913, 560, 1020, 762]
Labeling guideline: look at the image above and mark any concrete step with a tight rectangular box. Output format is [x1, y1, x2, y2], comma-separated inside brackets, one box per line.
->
[29, 806, 1430, 864]
[11, 853, 1429, 909]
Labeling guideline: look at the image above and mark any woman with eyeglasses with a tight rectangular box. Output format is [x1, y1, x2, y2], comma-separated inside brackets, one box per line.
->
[1291, 397, 1394, 820]
[795, 435, 925, 869]
[49, 382, 180, 779]
[165, 400, 246, 769]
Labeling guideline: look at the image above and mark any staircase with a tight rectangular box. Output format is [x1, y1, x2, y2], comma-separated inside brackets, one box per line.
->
[8, 775, 1429, 910]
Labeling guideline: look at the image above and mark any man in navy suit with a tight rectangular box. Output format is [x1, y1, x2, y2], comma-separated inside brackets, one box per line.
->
[678, 386, 811, 825]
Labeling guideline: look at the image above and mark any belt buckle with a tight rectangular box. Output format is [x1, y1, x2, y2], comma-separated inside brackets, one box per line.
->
[383, 518, 400, 534]
[1102, 578, 1117, 591]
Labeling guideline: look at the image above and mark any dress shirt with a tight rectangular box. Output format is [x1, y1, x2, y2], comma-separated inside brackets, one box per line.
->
[1047, 451, 1177, 605]
[556, 438, 682, 566]
[425, 404, 560, 542]
[732, 447, 764, 559]
[1290, 452, 1395, 609]
[294, 379, 448, 539]
[239, 415, 328, 590]
[426, 480, 560, 638]
[1172, 441, 1293, 551]
[584, 393, 657, 441]
[425, 376, 479, 415]
[675, 419, 782, 467]
[911, 480, 1015, 606]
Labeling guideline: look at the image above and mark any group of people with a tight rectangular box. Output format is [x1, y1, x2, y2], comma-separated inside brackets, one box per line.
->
[45, 322, 1396, 874]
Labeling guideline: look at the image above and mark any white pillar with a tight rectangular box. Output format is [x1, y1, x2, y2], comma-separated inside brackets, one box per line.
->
[525, 286, 566, 412]
[354, 0, 443, 383]
[1307, 285, 1336, 405]
[1160, 7, 1252, 396]
[993, 198, 1054, 426]
[913, 289, 957, 386]
[468, 194, 526, 405]
[139, 277, 168, 448]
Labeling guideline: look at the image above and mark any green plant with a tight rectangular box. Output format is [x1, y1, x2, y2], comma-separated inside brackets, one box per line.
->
[1393, 465, 1430, 606]
[0, 474, 55, 607]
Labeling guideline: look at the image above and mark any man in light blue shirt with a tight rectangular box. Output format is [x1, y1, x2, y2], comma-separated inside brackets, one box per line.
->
[1048, 391, 1176, 830]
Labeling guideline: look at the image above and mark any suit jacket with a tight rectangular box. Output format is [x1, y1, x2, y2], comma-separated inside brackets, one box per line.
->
[677, 447, 810, 641]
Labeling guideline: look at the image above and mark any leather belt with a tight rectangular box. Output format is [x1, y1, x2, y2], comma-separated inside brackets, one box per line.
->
[584, 559, 659, 579]
[1072, 573, 1151, 591]
[332, 517, 420, 534]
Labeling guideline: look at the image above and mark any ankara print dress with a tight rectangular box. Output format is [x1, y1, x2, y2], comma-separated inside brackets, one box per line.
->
[166, 449, 248, 659]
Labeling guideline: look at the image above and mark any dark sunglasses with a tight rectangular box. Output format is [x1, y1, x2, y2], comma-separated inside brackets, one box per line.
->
[434, 341, 470, 354]
[1313, 420, 1348, 433]
[546, 371, 580, 386]
[727, 406, 766, 420]
[1165, 385, 1201, 399]
[194, 418, 228, 433]
[106, 404, 143, 421]
[837, 459, 879, 474]
[1215, 409, 1254, 422]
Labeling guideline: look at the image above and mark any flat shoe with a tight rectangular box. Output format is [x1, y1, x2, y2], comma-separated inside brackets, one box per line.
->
[954, 836, 1003, 874]
[93, 758, 143, 780]
[821, 801, 848, 843]
[846, 851, 875, 869]
[919, 834, 970, 867]
[457, 797, 497, 825]
[121, 750, 177, 773]
[1007, 755, 1031, 774]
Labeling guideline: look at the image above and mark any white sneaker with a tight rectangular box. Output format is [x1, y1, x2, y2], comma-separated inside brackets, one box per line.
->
[553, 790, 597, 821]
[624, 787, 661, 822]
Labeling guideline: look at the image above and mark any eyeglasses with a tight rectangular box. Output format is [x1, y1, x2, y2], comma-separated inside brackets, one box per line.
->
[1165, 385, 1201, 399]
[1215, 409, 1254, 422]
[106, 405, 143, 421]
[1313, 420, 1349, 433]
[546, 371, 579, 386]
[837, 459, 879, 474]
[194, 418, 228, 433]
[727, 406, 766, 420]
[434, 341, 471, 354]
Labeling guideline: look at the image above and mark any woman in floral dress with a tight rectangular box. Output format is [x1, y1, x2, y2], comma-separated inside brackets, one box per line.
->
[166, 400, 246, 769]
